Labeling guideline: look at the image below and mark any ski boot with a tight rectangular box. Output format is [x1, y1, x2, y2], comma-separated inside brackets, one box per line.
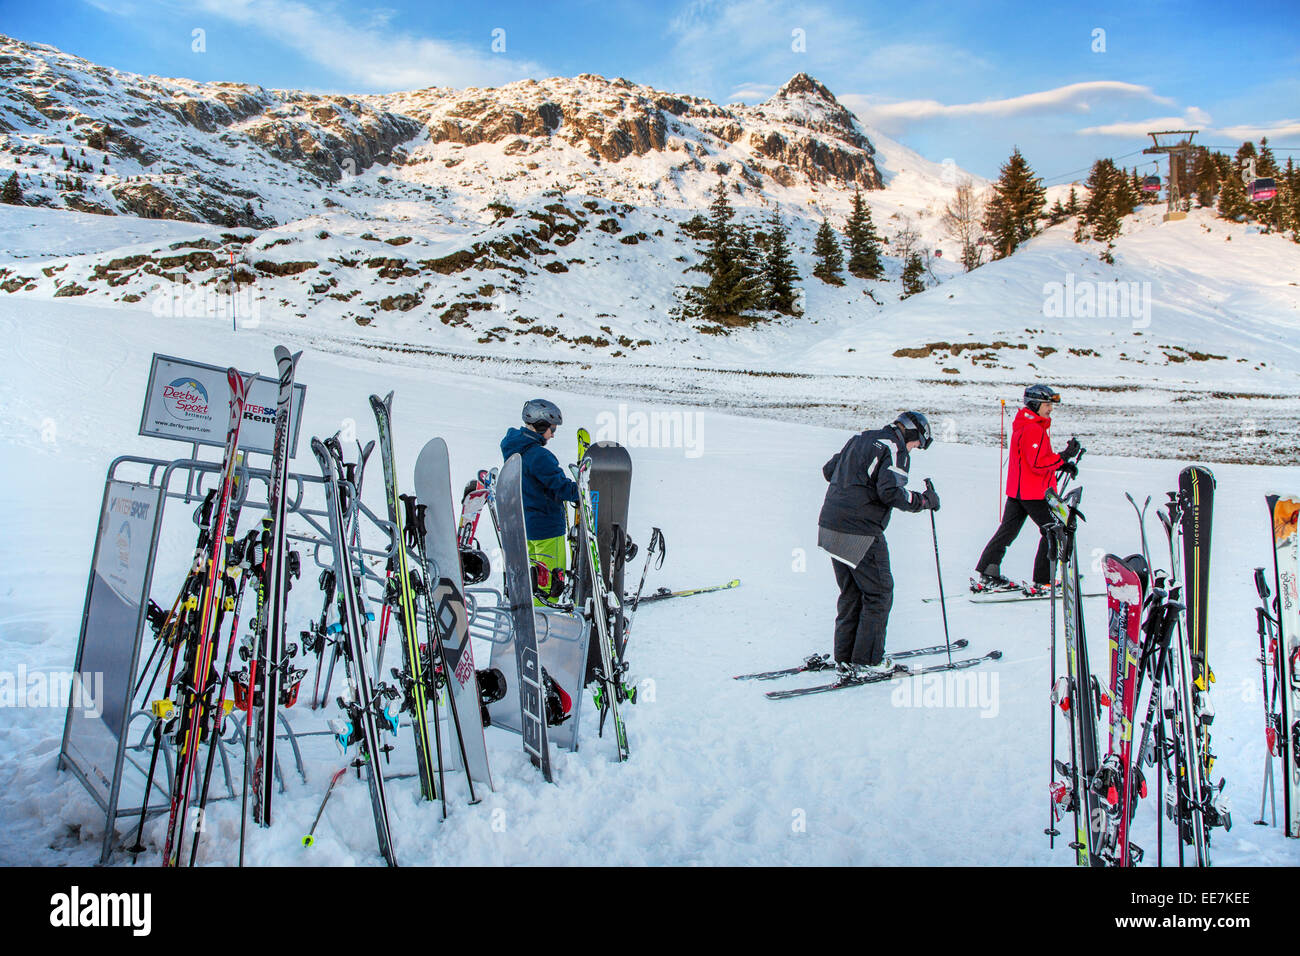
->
[971, 571, 1019, 594]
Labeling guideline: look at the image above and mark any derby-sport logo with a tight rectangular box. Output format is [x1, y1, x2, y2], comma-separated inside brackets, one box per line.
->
[161, 377, 210, 422]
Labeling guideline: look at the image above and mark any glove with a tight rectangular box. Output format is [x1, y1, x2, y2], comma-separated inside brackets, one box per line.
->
[1061, 437, 1081, 462]
[919, 487, 941, 512]
[1057, 461, 1078, 480]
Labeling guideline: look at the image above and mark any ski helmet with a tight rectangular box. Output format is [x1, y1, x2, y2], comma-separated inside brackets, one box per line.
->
[460, 548, 490, 586]
[1024, 384, 1061, 412]
[522, 398, 563, 430]
[1123, 553, 1149, 594]
[476, 667, 507, 705]
[893, 410, 933, 449]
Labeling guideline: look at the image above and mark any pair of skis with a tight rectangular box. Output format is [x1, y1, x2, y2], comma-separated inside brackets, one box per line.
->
[733, 639, 971, 681]
[757, 650, 1002, 700]
[1261, 495, 1299, 837]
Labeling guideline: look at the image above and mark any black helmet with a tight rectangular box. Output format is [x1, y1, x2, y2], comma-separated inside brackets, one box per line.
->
[522, 398, 563, 429]
[893, 410, 933, 449]
[1024, 384, 1060, 411]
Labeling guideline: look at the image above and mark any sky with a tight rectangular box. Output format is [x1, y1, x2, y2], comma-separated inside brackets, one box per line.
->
[4, 0, 1298, 181]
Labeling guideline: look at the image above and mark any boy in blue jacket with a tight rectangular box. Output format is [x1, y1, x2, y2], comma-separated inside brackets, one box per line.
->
[501, 399, 579, 594]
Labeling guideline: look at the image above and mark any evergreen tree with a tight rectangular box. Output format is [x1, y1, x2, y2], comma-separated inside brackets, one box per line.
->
[1081, 159, 1122, 242]
[1257, 137, 1279, 177]
[1256, 138, 1284, 232]
[844, 189, 883, 279]
[1046, 198, 1067, 225]
[761, 213, 800, 314]
[1, 172, 21, 205]
[1189, 147, 1220, 208]
[682, 181, 757, 320]
[1065, 187, 1080, 217]
[1217, 170, 1249, 221]
[981, 147, 1046, 259]
[1286, 157, 1300, 241]
[900, 253, 925, 297]
[812, 219, 844, 284]
[732, 222, 765, 312]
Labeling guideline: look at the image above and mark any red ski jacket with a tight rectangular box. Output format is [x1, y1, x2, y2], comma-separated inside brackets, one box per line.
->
[1006, 407, 1064, 500]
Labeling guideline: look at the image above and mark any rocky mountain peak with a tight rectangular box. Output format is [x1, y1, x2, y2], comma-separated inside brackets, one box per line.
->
[774, 73, 838, 104]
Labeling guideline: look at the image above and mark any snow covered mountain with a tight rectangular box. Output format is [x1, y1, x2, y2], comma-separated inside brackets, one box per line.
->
[2, 35, 1298, 464]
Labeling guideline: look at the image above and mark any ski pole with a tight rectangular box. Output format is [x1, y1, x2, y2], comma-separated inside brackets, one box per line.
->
[303, 765, 350, 847]
[1058, 446, 1085, 494]
[1046, 523, 1059, 848]
[924, 479, 953, 668]
[998, 399, 1006, 521]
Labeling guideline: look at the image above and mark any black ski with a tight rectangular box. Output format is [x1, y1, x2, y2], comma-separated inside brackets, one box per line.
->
[765, 651, 1002, 699]
[735, 640, 969, 680]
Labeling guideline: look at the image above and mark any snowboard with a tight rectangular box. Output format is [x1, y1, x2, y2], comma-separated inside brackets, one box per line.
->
[1268, 494, 1300, 838]
[413, 438, 494, 790]
[580, 441, 632, 683]
[487, 453, 552, 781]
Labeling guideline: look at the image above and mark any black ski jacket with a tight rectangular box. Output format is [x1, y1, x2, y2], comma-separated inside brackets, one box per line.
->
[818, 425, 924, 536]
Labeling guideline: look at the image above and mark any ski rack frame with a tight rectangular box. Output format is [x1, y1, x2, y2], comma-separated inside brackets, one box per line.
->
[59, 449, 375, 863]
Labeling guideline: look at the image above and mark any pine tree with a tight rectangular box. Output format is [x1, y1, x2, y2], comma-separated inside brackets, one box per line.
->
[1217, 171, 1249, 221]
[981, 147, 1046, 259]
[683, 181, 757, 320]
[1065, 187, 1080, 217]
[732, 222, 765, 312]
[1286, 157, 1300, 241]
[761, 213, 800, 314]
[900, 253, 925, 298]
[1256, 137, 1283, 232]
[1, 172, 21, 205]
[1081, 159, 1122, 242]
[1046, 198, 1067, 225]
[844, 189, 883, 279]
[812, 219, 844, 284]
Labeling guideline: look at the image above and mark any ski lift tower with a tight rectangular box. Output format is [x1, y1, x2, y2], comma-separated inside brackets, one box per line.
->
[1144, 130, 1198, 222]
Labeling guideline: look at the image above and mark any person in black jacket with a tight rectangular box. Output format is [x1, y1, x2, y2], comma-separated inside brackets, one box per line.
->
[818, 411, 940, 678]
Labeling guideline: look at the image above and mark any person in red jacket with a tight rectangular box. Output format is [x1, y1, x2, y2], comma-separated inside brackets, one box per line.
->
[973, 384, 1080, 591]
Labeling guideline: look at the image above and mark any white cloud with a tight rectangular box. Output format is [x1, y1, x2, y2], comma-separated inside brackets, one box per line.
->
[1213, 120, 1300, 140]
[660, 0, 989, 102]
[1077, 116, 1207, 137]
[846, 82, 1172, 133]
[727, 85, 776, 104]
[93, 0, 549, 91]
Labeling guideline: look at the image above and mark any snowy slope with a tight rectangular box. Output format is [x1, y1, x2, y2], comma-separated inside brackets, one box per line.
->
[1, 296, 1297, 866]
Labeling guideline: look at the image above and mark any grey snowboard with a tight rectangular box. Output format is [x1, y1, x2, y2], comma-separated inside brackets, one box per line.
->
[413, 438, 493, 790]
[485, 453, 552, 781]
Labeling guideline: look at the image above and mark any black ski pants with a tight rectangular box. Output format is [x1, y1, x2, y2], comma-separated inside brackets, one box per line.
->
[832, 536, 893, 665]
[976, 497, 1054, 585]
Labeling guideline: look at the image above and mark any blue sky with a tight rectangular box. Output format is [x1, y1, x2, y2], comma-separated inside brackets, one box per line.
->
[7, 0, 1298, 180]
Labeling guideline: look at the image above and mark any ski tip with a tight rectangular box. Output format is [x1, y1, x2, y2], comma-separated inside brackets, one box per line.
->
[988, 650, 1004, 660]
